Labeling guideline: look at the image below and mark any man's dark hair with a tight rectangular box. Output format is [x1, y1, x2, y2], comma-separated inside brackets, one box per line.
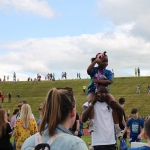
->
[119, 98, 125, 104]
[19, 100, 27, 104]
[131, 108, 138, 114]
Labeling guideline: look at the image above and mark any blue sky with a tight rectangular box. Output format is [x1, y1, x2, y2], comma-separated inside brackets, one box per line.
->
[0, 0, 111, 40]
[0, 0, 150, 81]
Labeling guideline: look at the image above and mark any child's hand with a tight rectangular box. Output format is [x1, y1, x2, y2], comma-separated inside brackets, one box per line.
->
[95, 57, 102, 64]
[92, 78, 99, 83]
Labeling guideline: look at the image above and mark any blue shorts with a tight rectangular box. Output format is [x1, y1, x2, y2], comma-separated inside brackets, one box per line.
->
[129, 136, 142, 143]
[87, 86, 96, 95]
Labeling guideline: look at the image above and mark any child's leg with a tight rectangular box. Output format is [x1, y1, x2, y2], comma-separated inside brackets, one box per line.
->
[106, 97, 123, 137]
[87, 92, 95, 132]
[87, 92, 95, 119]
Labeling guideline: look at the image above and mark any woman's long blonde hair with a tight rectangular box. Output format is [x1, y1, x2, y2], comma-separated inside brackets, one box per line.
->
[20, 104, 32, 128]
[0, 109, 7, 138]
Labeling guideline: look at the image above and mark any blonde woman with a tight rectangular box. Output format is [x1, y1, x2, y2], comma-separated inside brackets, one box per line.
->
[0, 109, 12, 150]
[14, 104, 38, 150]
[36, 102, 44, 130]
[22, 88, 88, 150]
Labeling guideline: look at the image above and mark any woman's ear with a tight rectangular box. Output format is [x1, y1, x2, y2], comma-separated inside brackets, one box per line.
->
[70, 108, 76, 118]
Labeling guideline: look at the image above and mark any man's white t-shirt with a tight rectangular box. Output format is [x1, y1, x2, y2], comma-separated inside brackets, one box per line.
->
[91, 101, 116, 146]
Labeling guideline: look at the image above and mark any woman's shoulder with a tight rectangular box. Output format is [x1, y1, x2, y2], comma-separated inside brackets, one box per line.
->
[51, 134, 88, 150]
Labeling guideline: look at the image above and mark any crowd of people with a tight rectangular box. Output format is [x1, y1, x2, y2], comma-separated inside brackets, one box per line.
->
[0, 52, 150, 150]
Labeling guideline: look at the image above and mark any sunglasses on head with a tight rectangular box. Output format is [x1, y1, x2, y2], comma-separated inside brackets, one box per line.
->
[56, 87, 74, 95]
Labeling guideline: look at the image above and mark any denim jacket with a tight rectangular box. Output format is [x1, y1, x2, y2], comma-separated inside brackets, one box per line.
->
[21, 124, 88, 150]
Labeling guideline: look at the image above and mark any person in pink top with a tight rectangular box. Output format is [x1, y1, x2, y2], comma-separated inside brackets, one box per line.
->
[10, 108, 19, 129]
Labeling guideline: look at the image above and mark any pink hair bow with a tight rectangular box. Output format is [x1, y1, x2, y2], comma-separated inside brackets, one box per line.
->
[97, 53, 104, 59]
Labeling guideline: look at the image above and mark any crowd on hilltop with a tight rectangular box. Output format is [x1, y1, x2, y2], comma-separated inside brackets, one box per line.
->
[0, 52, 150, 150]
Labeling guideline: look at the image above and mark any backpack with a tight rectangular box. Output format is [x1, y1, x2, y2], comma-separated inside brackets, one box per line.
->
[33, 132, 69, 150]
[120, 138, 128, 150]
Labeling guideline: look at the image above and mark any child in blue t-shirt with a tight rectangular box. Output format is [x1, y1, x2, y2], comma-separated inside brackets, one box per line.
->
[87, 51, 123, 138]
[122, 108, 144, 144]
[128, 116, 150, 150]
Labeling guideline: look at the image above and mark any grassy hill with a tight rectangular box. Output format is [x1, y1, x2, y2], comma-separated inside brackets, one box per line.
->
[0, 76, 150, 118]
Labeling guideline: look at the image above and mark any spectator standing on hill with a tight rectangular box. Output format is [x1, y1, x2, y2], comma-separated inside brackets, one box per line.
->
[0, 91, 2, 98]
[134, 68, 137, 76]
[128, 118, 150, 150]
[78, 73, 81, 79]
[52, 73, 55, 80]
[118, 98, 127, 150]
[122, 108, 144, 144]
[136, 85, 140, 94]
[13, 72, 16, 82]
[137, 67, 140, 76]
[1, 95, 5, 103]
[112, 69, 114, 78]
[16, 93, 20, 98]
[7, 75, 9, 81]
[83, 85, 87, 95]
[8, 92, 12, 102]
[147, 86, 150, 95]
[77, 73, 79, 79]
[3, 75, 6, 82]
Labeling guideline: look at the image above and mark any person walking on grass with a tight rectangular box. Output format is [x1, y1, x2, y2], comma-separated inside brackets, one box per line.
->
[136, 85, 140, 94]
[122, 108, 144, 144]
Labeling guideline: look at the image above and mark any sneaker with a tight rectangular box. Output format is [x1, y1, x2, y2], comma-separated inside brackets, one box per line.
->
[115, 127, 122, 138]
[88, 122, 95, 133]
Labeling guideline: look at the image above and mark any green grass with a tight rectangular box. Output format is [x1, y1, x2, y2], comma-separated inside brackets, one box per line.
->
[1, 76, 150, 118]
[82, 136, 148, 148]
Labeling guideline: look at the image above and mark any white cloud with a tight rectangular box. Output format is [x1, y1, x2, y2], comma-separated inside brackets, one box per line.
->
[98, 0, 150, 40]
[0, 0, 58, 18]
[1, 30, 150, 81]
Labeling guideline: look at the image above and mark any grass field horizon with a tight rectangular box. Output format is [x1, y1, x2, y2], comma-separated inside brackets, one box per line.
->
[0, 76, 150, 118]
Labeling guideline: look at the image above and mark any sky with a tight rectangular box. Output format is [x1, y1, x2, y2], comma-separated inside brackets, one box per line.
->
[1, 0, 150, 81]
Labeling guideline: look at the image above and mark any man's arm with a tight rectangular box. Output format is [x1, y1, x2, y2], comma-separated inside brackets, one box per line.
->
[82, 95, 98, 122]
[74, 120, 79, 136]
[122, 116, 126, 128]
[122, 126, 128, 137]
[82, 104, 94, 122]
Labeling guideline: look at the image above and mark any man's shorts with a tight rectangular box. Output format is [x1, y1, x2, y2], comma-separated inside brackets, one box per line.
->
[129, 136, 142, 143]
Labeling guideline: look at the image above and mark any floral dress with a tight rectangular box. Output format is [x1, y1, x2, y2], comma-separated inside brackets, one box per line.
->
[14, 118, 38, 150]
